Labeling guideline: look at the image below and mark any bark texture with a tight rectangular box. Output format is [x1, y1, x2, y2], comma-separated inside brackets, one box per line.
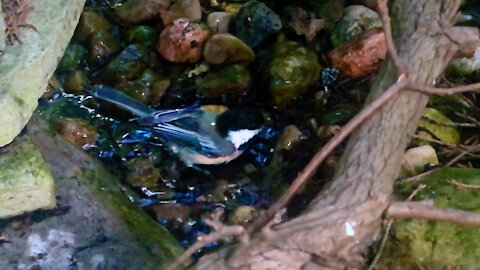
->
[194, 1, 479, 269]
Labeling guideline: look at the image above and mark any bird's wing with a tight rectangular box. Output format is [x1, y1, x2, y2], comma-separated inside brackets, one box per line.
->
[152, 123, 236, 157]
[93, 86, 155, 117]
[137, 102, 201, 126]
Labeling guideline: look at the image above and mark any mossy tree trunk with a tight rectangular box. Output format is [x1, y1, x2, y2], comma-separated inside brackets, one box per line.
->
[193, 0, 479, 269]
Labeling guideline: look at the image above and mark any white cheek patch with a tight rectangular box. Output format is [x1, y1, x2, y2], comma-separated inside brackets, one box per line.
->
[228, 129, 261, 149]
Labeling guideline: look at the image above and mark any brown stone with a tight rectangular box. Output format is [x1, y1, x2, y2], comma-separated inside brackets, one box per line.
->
[328, 27, 386, 78]
[57, 118, 97, 149]
[157, 18, 210, 63]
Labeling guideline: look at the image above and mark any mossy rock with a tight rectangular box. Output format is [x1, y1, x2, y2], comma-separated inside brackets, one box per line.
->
[0, 0, 86, 147]
[262, 35, 322, 107]
[0, 114, 182, 270]
[0, 136, 55, 218]
[378, 168, 480, 269]
[414, 107, 461, 145]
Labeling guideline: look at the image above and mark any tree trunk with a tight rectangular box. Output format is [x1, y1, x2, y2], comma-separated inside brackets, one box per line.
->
[194, 1, 479, 269]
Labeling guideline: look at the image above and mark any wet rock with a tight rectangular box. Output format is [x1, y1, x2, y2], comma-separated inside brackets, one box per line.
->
[229, 1, 282, 48]
[228, 205, 256, 226]
[204, 180, 230, 203]
[159, 0, 202, 26]
[0, 115, 182, 270]
[328, 27, 386, 78]
[57, 118, 98, 149]
[77, 11, 111, 40]
[196, 64, 250, 97]
[262, 36, 322, 106]
[321, 105, 358, 124]
[150, 79, 171, 104]
[104, 44, 148, 83]
[203, 33, 255, 65]
[117, 80, 151, 103]
[153, 204, 191, 227]
[64, 70, 88, 94]
[331, 5, 381, 47]
[57, 44, 87, 72]
[0, 136, 55, 218]
[398, 145, 439, 178]
[138, 69, 159, 87]
[158, 18, 210, 63]
[276, 125, 306, 151]
[126, 25, 158, 48]
[207, 12, 231, 33]
[116, 0, 172, 24]
[126, 157, 161, 189]
[89, 31, 120, 62]
[415, 107, 461, 145]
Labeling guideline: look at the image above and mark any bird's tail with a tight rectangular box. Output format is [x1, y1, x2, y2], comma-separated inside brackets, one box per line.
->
[92, 86, 155, 118]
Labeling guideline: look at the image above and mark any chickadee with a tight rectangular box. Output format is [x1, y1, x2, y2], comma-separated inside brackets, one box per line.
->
[93, 86, 263, 166]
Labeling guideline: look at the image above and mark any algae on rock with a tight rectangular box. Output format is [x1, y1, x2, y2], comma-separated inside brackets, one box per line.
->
[0, 114, 182, 270]
[0, 136, 55, 218]
[378, 168, 480, 269]
[262, 35, 322, 107]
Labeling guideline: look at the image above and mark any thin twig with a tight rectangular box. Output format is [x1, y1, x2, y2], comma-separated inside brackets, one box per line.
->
[401, 168, 438, 183]
[387, 201, 480, 227]
[427, 119, 478, 128]
[409, 82, 480, 95]
[249, 79, 408, 233]
[450, 179, 480, 189]
[456, 113, 480, 127]
[377, 0, 405, 74]
[446, 144, 480, 166]
[166, 210, 246, 270]
[411, 134, 457, 148]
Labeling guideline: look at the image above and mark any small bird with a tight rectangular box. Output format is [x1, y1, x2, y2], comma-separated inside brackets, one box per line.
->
[92, 86, 263, 166]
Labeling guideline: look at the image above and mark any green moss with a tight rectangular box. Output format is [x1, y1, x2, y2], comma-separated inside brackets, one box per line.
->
[82, 167, 181, 267]
[0, 137, 55, 218]
[379, 168, 480, 269]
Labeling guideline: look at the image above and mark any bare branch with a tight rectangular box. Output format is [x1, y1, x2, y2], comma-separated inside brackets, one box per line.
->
[408, 82, 480, 95]
[377, 0, 405, 74]
[387, 201, 480, 227]
[166, 210, 245, 270]
[249, 79, 409, 233]
[450, 179, 480, 189]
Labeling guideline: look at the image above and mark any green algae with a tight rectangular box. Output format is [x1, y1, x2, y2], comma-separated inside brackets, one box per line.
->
[414, 108, 461, 145]
[378, 168, 480, 270]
